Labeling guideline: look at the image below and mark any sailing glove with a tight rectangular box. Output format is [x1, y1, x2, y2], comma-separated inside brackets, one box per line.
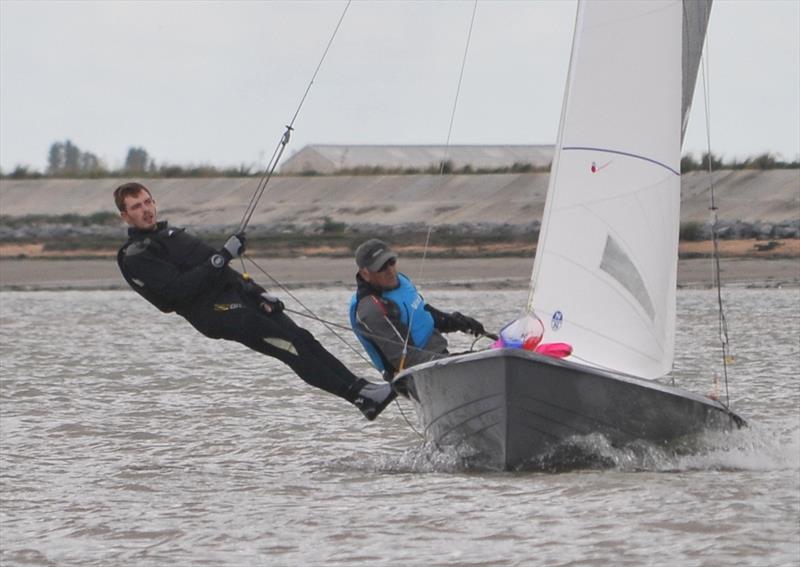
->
[221, 233, 246, 260]
[260, 293, 284, 314]
[451, 312, 486, 337]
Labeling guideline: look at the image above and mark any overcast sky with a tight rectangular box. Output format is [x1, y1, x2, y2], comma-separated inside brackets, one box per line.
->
[1, 0, 798, 173]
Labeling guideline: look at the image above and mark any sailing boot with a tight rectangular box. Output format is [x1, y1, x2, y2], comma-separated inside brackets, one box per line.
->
[350, 379, 397, 421]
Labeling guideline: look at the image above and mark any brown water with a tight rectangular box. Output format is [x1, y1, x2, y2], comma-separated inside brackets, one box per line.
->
[1, 288, 798, 566]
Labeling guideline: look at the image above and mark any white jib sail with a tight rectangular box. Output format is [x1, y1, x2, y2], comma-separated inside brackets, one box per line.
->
[529, 0, 683, 379]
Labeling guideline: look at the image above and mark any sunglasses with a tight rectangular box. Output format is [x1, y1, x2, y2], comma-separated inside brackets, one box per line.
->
[377, 257, 397, 272]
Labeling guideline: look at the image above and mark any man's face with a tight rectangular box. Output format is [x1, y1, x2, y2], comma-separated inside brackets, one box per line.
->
[120, 190, 157, 230]
[360, 257, 399, 290]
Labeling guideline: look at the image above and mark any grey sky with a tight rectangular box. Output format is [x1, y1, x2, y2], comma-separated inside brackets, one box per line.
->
[1, 0, 798, 173]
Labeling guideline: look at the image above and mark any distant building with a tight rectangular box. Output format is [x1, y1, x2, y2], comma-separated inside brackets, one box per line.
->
[279, 144, 554, 174]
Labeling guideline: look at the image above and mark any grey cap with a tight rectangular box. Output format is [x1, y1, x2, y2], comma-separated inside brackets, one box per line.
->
[355, 238, 397, 272]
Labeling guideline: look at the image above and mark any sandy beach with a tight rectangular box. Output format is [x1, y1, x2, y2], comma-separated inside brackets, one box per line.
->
[1, 255, 797, 291]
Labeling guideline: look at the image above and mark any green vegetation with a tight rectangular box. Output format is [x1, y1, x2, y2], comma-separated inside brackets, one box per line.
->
[320, 217, 347, 234]
[3, 215, 796, 260]
[335, 205, 397, 215]
[240, 232, 536, 259]
[47, 140, 102, 176]
[305, 160, 548, 176]
[42, 238, 119, 252]
[0, 212, 120, 228]
[6, 140, 796, 180]
[681, 152, 799, 171]
[679, 221, 705, 241]
[0, 217, 539, 258]
[1, 139, 255, 179]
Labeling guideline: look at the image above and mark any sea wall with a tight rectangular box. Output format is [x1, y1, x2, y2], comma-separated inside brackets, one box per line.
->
[1, 169, 798, 240]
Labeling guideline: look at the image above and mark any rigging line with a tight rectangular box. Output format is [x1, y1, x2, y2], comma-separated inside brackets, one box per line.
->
[400, 0, 479, 370]
[420, 0, 479, 279]
[284, 305, 456, 360]
[239, 264, 463, 439]
[700, 32, 732, 407]
[246, 260, 425, 435]
[238, 127, 292, 234]
[248, 256, 425, 436]
[242, 254, 371, 364]
[394, 396, 424, 439]
[242, 254, 455, 362]
[237, 0, 353, 234]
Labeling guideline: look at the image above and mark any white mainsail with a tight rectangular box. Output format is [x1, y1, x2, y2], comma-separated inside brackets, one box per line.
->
[529, 0, 708, 379]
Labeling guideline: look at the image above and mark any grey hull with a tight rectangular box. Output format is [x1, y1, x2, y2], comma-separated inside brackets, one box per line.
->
[394, 349, 745, 470]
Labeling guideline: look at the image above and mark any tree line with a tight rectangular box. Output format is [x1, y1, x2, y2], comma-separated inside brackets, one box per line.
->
[2, 140, 254, 179]
[1, 139, 797, 179]
[680, 152, 799, 171]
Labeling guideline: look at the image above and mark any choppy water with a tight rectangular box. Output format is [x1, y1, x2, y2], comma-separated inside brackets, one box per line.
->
[1, 287, 798, 566]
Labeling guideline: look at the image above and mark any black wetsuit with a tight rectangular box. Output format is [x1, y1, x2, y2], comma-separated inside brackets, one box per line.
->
[117, 221, 364, 402]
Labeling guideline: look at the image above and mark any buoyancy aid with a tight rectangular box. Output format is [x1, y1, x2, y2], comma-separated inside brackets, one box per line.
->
[349, 273, 434, 372]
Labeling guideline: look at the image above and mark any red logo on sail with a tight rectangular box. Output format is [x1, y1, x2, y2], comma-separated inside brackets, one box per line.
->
[591, 160, 611, 173]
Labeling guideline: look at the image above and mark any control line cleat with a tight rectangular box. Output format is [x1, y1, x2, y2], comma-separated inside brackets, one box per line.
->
[354, 381, 397, 421]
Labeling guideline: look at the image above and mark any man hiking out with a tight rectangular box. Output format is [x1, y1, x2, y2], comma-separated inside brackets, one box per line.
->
[114, 182, 395, 420]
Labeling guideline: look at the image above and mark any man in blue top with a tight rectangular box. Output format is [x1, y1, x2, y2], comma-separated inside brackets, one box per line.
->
[349, 239, 487, 381]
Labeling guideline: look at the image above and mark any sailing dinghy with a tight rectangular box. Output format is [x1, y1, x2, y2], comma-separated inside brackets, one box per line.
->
[394, 0, 745, 470]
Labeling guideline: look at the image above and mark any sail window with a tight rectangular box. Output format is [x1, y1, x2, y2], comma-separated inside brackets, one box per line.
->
[599, 235, 655, 321]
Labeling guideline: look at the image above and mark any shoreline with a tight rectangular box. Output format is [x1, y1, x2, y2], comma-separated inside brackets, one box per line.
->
[1, 255, 797, 291]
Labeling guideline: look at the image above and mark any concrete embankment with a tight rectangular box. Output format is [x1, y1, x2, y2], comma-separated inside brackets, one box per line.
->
[0, 171, 797, 289]
[1, 170, 798, 238]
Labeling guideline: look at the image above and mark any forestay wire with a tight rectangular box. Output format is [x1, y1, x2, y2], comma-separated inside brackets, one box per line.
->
[415, 0, 479, 284]
[232, 0, 375, 366]
[237, 0, 352, 235]
[699, 34, 732, 407]
[398, 0, 479, 372]
[243, 256, 369, 363]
